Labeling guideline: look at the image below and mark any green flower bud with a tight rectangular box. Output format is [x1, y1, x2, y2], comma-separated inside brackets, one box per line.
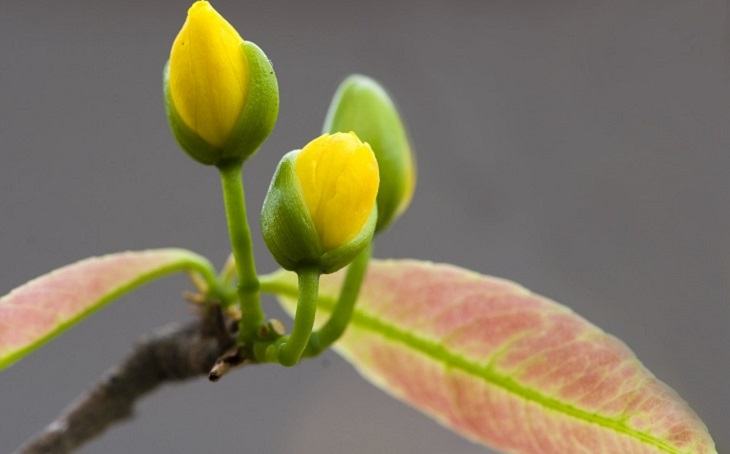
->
[164, 1, 279, 166]
[323, 74, 416, 232]
[261, 133, 379, 274]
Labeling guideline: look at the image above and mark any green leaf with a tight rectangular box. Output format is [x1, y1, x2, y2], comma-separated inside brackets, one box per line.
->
[0, 248, 216, 370]
[270, 259, 716, 454]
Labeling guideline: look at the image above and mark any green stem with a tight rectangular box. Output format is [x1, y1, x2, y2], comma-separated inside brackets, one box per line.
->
[187, 255, 228, 301]
[218, 163, 264, 342]
[258, 272, 291, 294]
[269, 268, 319, 366]
[305, 243, 371, 356]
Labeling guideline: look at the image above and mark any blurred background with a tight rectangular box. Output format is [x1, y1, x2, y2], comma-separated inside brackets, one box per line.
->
[1, 0, 728, 452]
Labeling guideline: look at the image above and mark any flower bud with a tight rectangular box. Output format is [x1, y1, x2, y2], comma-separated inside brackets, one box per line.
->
[324, 75, 415, 232]
[164, 1, 279, 166]
[261, 133, 379, 273]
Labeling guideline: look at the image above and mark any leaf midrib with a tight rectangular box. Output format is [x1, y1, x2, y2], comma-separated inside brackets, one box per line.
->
[274, 284, 685, 454]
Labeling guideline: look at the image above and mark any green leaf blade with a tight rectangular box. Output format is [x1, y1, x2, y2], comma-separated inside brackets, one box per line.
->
[0, 248, 213, 370]
[273, 259, 716, 454]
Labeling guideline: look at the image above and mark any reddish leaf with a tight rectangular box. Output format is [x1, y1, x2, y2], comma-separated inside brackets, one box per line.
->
[0, 249, 215, 369]
[273, 259, 716, 453]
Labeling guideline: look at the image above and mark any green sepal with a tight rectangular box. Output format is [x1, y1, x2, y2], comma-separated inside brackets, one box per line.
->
[220, 41, 279, 165]
[164, 40, 279, 166]
[260, 151, 320, 270]
[320, 209, 375, 274]
[261, 150, 376, 274]
[324, 74, 415, 232]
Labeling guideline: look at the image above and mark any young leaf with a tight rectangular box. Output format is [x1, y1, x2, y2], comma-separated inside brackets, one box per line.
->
[272, 260, 716, 454]
[0, 249, 216, 370]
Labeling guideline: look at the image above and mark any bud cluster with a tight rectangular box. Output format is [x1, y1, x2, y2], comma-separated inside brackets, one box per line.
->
[163, 1, 418, 363]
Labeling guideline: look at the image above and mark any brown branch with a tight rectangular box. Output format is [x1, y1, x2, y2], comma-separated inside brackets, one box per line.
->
[16, 307, 237, 454]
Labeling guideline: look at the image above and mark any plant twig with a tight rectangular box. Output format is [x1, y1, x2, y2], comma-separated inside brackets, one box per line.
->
[16, 307, 237, 454]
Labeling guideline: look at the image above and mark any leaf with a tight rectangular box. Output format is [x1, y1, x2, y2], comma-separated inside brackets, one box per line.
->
[272, 260, 716, 454]
[0, 248, 215, 370]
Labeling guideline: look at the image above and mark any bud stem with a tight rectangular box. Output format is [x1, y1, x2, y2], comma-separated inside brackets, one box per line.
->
[270, 267, 320, 366]
[218, 163, 264, 342]
[305, 242, 372, 357]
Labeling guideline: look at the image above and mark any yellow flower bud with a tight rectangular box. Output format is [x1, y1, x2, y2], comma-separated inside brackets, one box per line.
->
[169, 1, 246, 148]
[164, 1, 279, 166]
[261, 133, 379, 273]
[295, 133, 380, 250]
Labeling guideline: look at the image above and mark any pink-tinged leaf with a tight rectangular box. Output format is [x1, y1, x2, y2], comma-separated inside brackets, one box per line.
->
[0, 248, 215, 370]
[272, 260, 716, 454]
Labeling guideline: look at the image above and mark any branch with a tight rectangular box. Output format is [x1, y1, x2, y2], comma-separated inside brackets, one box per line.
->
[17, 307, 236, 454]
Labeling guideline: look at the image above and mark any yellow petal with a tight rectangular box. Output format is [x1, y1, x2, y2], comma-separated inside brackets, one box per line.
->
[295, 133, 380, 250]
[168, 1, 247, 147]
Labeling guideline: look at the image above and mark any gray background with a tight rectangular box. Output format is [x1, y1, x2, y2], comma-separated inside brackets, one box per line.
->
[0, 0, 727, 452]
